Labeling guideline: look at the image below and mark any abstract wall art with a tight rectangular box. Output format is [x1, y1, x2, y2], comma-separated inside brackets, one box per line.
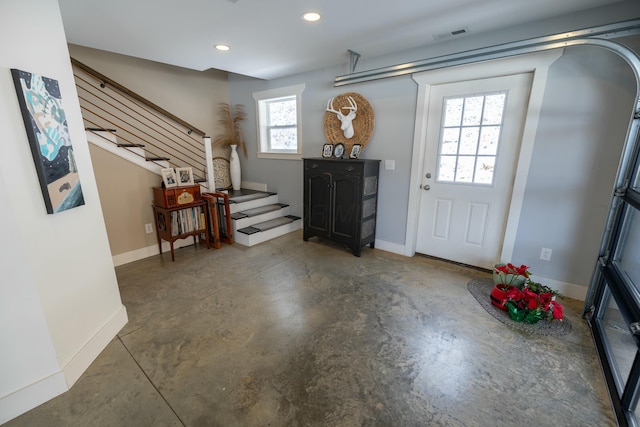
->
[11, 69, 85, 214]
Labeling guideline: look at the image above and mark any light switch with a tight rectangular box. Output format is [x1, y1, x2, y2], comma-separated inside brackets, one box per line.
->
[385, 160, 395, 170]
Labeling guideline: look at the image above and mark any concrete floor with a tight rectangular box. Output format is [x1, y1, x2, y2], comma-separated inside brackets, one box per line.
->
[6, 231, 615, 426]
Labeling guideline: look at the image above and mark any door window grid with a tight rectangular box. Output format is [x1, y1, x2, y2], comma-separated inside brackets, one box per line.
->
[437, 92, 507, 185]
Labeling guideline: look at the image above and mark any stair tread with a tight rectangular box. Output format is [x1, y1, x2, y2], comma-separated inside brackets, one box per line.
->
[86, 127, 117, 132]
[237, 215, 300, 234]
[233, 203, 288, 219]
[228, 191, 276, 204]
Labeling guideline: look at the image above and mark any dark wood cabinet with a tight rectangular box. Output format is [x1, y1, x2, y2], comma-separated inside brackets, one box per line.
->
[303, 158, 380, 256]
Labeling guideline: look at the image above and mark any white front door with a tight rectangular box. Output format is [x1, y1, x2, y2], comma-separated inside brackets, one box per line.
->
[415, 73, 532, 268]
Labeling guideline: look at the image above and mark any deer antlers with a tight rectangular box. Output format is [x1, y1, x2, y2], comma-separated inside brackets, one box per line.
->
[326, 96, 358, 139]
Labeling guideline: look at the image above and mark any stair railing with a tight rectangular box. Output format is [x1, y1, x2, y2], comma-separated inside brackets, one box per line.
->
[71, 57, 215, 189]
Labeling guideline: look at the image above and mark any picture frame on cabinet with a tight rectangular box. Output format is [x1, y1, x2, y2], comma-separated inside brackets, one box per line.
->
[349, 144, 362, 159]
[334, 143, 345, 158]
[322, 143, 334, 158]
[176, 167, 194, 186]
[161, 168, 178, 188]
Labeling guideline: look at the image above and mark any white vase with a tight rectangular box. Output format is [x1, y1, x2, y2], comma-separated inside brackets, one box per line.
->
[229, 144, 241, 191]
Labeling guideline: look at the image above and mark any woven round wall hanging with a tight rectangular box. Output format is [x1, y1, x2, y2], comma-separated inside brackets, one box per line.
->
[212, 157, 232, 189]
[324, 92, 374, 155]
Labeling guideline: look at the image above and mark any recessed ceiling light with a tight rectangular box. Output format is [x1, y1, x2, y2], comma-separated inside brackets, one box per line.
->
[303, 12, 321, 22]
[215, 44, 230, 51]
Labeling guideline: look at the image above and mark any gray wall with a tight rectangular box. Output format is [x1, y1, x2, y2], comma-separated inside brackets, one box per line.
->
[228, 4, 640, 289]
[512, 43, 638, 285]
[229, 70, 417, 244]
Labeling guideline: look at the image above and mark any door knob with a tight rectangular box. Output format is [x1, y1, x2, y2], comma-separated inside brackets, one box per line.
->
[423, 185, 430, 191]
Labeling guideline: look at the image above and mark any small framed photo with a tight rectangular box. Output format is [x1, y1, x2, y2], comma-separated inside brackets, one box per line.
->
[176, 167, 194, 186]
[161, 168, 178, 188]
[322, 143, 334, 158]
[334, 143, 345, 158]
[349, 144, 362, 159]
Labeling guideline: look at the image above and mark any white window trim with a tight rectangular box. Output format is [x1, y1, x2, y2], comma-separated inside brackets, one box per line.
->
[253, 83, 305, 160]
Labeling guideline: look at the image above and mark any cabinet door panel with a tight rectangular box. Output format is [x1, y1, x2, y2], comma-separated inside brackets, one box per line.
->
[307, 172, 332, 235]
[332, 174, 360, 238]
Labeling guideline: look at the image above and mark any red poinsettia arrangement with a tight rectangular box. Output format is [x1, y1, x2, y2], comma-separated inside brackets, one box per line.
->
[494, 263, 531, 287]
[492, 263, 564, 323]
[504, 281, 564, 323]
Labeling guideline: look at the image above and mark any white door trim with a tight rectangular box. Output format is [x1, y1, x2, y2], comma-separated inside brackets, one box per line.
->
[404, 49, 563, 261]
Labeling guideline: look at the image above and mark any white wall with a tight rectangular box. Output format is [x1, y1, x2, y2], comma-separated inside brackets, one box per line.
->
[0, 0, 127, 422]
[228, 2, 640, 296]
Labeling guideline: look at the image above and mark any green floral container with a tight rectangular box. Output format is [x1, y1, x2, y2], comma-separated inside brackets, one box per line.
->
[523, 310, 542, 324]
[493, 264, 527, 287]
[505, 302, 526, 322]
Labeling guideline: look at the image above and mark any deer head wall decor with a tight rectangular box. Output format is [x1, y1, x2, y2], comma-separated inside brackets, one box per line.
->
[323, 92, 374, 155]
[326, 95, 358, 139]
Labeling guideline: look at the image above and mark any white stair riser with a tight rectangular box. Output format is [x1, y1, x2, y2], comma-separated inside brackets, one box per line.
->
[235, 220, 302, 247]
[232, 206, 291, 232]
[126, 146, 146, 157]
[86, 131, 211, 188]
[229, 194, 279, 214]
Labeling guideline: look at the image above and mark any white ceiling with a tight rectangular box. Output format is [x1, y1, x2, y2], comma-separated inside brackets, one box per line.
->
[58, 0, 623, 80]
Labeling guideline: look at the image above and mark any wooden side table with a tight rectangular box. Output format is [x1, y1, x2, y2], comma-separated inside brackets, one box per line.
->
[152, 201, 209, 261]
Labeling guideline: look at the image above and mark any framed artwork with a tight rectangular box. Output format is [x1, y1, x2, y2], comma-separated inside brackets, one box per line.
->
[161, 168, 178, 188]
[322, 143, 334, 158]
[334, 143, 345, 158]
[11, 69, 85, 214]
[176, 167, 194, 186]
[349, 144, 362, 159]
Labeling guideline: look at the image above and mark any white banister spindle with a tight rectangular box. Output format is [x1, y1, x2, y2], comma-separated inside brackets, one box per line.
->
[203, 136, 215, 191]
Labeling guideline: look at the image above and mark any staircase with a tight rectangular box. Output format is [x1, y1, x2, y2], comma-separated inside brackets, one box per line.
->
[88, 130, 300, 248]
[75, 60, 301, 249]
[86, 129, 209, 184]
[227, 189, 301, 247]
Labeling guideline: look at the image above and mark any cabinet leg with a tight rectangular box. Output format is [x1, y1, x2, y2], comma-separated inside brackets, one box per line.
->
[170, 242, 175, 262]
[370, 241, 375, 249]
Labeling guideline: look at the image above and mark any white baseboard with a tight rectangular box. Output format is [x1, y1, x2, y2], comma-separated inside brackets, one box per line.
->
[0, 305, 128, 424]
[374, 239, 410, 256]
[62, 305, 128, 386]
[0, 372, 67, 424]
[530, 275, 588, 301]
[374, 240, 588, 301]
[112, 239, 197, 266]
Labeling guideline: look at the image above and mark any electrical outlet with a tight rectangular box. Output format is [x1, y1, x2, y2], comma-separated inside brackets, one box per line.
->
[540, 248, 552, 261]
[145, 223, 154, 234]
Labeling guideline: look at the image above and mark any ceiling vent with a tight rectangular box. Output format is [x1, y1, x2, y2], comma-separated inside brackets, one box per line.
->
[434, 27, 470, 41]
